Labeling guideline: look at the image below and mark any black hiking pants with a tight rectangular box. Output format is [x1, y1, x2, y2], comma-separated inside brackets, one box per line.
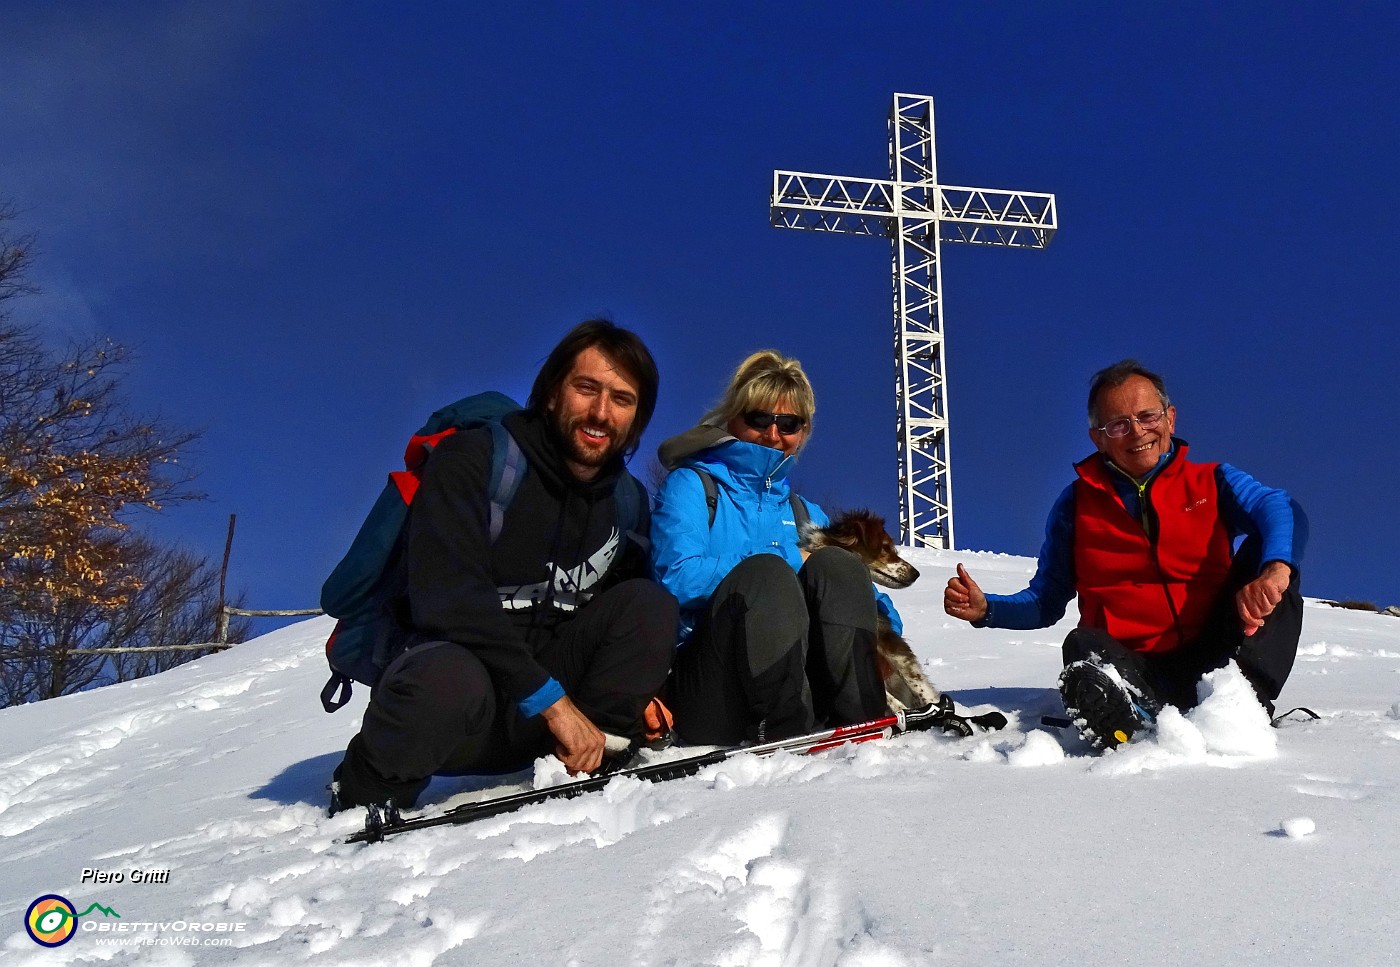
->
[1062, 538, 1303, 715]
[336, 578, 676, 809]
[666, 547, 887, 746]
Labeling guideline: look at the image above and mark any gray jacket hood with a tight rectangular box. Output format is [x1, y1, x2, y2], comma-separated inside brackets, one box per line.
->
[656, 421, 733, 470]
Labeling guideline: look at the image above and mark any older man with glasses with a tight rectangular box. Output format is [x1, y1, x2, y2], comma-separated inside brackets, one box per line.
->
[944, 359, 1306, 752]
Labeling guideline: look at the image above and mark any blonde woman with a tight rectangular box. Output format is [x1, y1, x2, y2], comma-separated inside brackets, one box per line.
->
[650, 351, 902, 744]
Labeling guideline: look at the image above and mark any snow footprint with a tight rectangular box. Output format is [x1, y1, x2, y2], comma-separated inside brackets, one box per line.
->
[0, 712, 163, 831]
[630, 812, 789, 965]
[479, 774, 680, 861]
[0, 682, 257, 830]
[634, 813, 873, 967]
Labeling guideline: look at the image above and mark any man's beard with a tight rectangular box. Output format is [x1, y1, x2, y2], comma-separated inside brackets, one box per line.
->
[555, 412, 626, 469]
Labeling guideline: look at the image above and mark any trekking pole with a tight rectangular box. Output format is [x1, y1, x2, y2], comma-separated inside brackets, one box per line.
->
[344, 700, 1005, 844]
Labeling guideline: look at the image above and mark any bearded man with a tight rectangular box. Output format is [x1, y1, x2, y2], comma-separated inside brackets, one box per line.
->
[331, 320, 676, 813]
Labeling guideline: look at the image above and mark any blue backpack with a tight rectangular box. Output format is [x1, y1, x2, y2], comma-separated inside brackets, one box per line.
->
[318, 392, 643, 712]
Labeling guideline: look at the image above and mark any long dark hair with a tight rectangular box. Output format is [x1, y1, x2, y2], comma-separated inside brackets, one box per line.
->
[527, 319, 659, 459]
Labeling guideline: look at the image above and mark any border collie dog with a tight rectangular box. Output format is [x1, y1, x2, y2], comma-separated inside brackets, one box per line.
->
[798, 509, 944, 713]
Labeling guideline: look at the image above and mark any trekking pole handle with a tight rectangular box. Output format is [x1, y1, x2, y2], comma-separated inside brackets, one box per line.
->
[897, 702, 949, 733]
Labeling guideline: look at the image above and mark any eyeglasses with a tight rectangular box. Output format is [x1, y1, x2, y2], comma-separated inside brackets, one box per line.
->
[743, 410, 806, 436]
[1096, 409, 1166, 439]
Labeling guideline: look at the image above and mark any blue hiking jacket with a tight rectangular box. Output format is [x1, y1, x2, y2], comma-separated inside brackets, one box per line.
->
[650, 434, 902, 643]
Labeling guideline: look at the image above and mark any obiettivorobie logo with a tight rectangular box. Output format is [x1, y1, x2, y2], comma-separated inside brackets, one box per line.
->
[25, 894, 121, 947]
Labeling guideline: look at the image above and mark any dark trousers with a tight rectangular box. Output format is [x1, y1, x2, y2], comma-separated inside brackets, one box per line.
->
[337, 578, 677, 808]
[1062, 540, 1303, 714]
[667, 547, 887, 746]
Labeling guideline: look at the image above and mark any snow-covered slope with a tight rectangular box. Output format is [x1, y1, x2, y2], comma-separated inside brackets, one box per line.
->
[2, 548, 1397, 966]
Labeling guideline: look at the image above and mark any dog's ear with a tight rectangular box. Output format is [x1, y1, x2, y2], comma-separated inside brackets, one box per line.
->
[827, 513, 863, 550]
[873, 518, 896, 554]
[842, 510, 880, 547]
[849, 509, 900, 557]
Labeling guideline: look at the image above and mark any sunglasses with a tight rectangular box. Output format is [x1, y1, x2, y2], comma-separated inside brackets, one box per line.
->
[743, 410, 806, 436]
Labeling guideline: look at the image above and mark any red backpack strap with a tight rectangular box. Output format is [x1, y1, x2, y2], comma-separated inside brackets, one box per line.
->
[391, 426, 459, 505]
[403, 427, 460, 472]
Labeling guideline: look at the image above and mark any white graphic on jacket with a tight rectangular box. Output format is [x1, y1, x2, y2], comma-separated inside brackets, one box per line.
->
[497, 529, 621, 611]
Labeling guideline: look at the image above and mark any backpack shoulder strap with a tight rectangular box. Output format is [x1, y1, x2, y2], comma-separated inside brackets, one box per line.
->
[687, 466, 805, 534]
[788, 491, 811, 530]
[690, 467, 720, 529]
[613, 473, 649, 551]
[486, 422, 526, 544]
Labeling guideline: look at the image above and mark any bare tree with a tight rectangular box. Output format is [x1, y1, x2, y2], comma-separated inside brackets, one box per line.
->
[106, 538, 252, 683]
[0, 202, 232, 706]
[0, 536, 253, 705]
[0, 325, 202, 613]
[0, 201, 36, 309]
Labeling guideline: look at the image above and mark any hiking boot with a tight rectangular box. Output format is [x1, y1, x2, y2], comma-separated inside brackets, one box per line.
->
[327, 762, 420, 818]
[1059, 661, 1155, 752]
[327, 765, 349, 818]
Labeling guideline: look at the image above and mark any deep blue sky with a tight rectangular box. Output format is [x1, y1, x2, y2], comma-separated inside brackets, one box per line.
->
[2, 2, 1396, 623]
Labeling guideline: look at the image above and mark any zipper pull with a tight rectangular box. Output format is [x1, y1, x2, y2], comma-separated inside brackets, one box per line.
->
[766, 453, 789, 492]
[1135, 480, 1152, 537]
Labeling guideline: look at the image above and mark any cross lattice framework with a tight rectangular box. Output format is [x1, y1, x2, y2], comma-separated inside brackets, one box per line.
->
[771, 93, 1057, 548]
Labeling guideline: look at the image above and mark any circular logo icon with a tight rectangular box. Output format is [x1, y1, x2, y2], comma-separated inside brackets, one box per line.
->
[26, 894, 77, 947]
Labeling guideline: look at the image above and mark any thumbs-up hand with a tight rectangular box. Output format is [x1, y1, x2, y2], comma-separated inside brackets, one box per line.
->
[944, 563, 989, 623]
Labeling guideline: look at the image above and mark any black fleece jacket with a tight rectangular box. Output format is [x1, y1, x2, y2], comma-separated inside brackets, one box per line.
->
[398, 410, 649, 714]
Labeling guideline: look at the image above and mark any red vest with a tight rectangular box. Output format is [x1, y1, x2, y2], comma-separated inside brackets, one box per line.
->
[1073, 446, 1233, 653]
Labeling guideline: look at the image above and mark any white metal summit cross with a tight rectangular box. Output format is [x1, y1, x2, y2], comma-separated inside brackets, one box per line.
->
[771, 93, 1057, 548]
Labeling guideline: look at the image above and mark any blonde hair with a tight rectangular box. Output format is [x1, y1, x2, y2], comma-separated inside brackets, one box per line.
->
[704, 350, 815, 436]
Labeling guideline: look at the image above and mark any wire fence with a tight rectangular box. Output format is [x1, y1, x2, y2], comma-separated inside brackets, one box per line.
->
[4, 518, 327, 661]
[56, 606, 325, 656]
